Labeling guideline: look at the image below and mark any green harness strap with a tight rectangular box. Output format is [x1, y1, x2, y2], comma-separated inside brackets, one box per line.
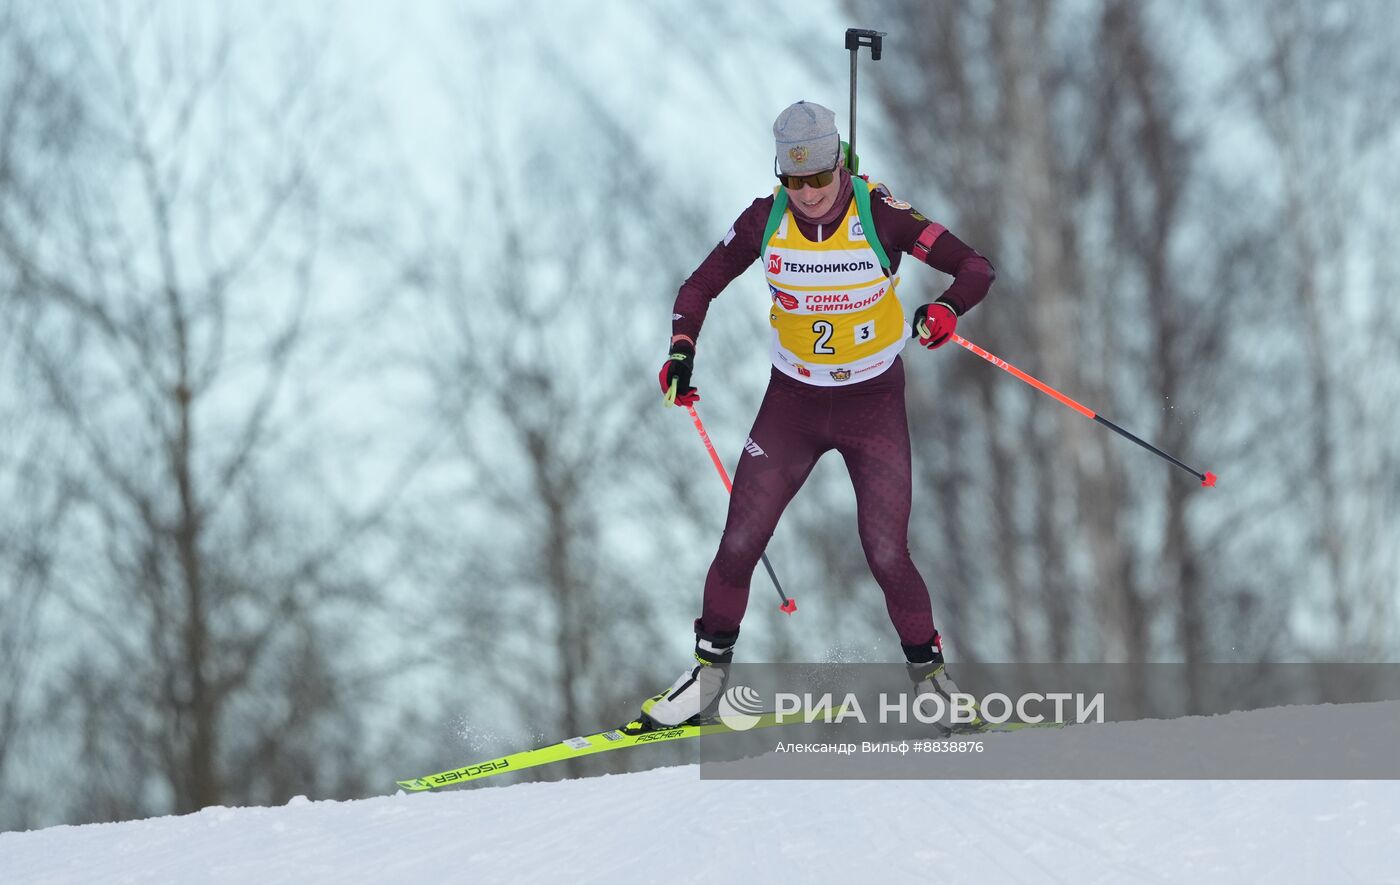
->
[761, 174, 892, 273]
[850, 182, 892, 272]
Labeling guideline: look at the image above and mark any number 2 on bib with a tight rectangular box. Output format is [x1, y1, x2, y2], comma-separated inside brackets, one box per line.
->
[812, 320, 835, 354]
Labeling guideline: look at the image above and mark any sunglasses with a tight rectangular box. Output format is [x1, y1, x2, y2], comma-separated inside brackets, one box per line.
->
[775, 149, 843, 190]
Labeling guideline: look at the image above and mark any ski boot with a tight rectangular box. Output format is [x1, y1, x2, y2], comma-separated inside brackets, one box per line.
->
[904, 632, 984, 736]
[622, 623, 738, 735]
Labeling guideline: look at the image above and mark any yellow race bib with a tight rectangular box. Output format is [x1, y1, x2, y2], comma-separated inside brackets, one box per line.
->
[762, 185, 908, 385]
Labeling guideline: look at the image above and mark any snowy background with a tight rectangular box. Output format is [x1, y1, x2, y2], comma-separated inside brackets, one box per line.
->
[1, 0, 1399, 855]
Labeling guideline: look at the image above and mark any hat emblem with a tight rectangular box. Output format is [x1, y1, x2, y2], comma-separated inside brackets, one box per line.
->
[788, 145, 808, 165]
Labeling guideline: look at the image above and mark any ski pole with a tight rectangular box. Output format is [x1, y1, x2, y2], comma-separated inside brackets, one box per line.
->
[845, 28, 886, 173]
[685, 404, 797, 614]
[951, 334, 1217, 487]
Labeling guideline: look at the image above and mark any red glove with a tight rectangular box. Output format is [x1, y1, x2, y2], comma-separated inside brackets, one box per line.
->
[912, 301, 958, 349]
[658, 338, 700, 406]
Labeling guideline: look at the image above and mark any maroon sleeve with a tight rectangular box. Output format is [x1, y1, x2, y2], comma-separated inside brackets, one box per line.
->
[918, 228, 996, 316]
[671, 196, 773, 345]
[869, 188, 996, 316]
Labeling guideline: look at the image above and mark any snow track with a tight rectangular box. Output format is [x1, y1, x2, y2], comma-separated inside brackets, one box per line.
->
[3, 706, 1399, 884]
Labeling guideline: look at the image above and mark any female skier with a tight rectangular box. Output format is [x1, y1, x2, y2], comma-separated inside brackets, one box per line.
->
[639, 100, 995, 729]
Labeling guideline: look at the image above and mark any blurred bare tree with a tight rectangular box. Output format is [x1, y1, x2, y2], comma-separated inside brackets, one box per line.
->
[848, 0, 1400, 670]
[1209, 0, 1400, 660]
[0, 4, 409, 824]
[391, 16, 718, 779]
[0, 0, 88, 828]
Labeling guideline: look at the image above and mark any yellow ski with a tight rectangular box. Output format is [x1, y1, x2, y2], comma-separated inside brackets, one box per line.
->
[395, 711, 1069, 792]
[396, 710, 817, 792]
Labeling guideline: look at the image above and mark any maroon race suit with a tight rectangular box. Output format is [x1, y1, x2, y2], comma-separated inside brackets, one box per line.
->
[675, 169, 994, 646]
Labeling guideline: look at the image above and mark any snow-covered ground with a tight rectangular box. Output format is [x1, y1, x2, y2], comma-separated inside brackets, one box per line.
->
[4, 707, 1399, 884]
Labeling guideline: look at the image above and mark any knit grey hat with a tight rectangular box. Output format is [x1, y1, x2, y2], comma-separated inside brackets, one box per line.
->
[773, 101, 841, 175]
